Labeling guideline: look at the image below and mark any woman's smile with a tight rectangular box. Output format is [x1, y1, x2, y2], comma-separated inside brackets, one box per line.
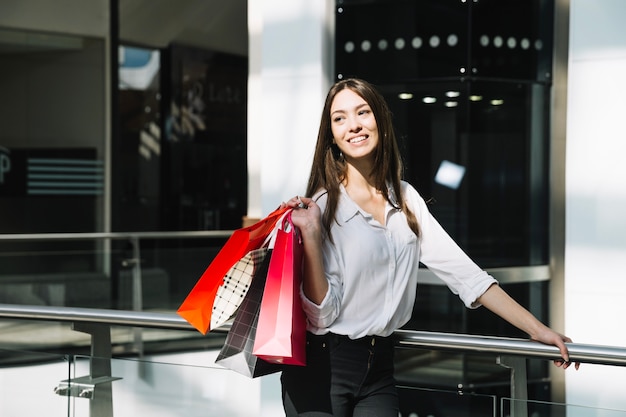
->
[347, 135, 368, 144]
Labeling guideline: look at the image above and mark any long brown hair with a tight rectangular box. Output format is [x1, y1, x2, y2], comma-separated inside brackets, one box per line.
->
[305, 78, 420, 238]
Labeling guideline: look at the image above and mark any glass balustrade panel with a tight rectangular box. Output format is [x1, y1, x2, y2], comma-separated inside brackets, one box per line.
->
[0, 349, 72, 416]
[0, 236, 228, 353]
[398, 385, 496, 417]
[75, 351, 284, 417]
[502, 398, 626, 417]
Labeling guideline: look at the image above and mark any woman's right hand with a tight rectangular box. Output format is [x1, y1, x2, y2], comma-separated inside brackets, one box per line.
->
[282, 196, 322, 242]
[282, 196, 327, 304]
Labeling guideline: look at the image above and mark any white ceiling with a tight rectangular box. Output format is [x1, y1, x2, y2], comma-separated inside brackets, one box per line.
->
[119, 0, 248, 56]
[0, 0, 248, 57]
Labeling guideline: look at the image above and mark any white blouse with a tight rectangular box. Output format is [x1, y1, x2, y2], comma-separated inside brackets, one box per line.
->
[300, 181, 497, 339]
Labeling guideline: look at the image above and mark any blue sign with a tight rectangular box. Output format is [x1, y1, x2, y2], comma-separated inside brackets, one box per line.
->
[0, 147, 103, 197]
[0, 146, 10, 185]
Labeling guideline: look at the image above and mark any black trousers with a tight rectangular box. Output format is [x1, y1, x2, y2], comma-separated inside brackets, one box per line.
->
[281, 332, 399, 417]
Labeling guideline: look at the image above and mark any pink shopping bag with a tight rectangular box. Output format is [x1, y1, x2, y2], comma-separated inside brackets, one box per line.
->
[252, 213, 306, 366]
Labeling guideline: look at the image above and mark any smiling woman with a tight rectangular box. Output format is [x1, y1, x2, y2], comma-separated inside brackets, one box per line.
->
[278, 78, 577, 417]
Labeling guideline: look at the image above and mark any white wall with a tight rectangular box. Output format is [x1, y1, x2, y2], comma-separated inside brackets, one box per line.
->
[566, 0, 626, 412]
[247, 0, 334, 218]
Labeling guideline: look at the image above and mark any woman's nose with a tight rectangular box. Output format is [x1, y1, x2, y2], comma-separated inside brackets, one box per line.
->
[347, 115, 362, 131]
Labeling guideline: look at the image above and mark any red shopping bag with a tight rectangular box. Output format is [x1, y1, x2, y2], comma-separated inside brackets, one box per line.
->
[177, 206, 290, 334]
[252, 213, 306, 366]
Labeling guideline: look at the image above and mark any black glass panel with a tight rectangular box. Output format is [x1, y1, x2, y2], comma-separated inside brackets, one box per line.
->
[114, 44, 247, 232]
[379, 80, 549, 267]
[336, 0, 468, 83]
[336, 0, 553, 83]
[470, 0, 554, 81]
[162, 45, 248, 231]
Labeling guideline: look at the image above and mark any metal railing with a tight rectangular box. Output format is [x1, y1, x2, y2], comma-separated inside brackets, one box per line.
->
[0, 231, 233, 241]
[2, 303, 624, 366]
[1, 303, 625, 417]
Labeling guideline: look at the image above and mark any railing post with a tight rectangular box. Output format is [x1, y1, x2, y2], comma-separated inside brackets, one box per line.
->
[121, 236, 145, 356]
[68, 322, 120, 417]
[130, 236, 144, 356]
[497, 355, 528, 417]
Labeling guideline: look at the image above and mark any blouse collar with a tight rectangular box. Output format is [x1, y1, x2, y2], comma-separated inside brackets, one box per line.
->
[336, 183, 399, 224]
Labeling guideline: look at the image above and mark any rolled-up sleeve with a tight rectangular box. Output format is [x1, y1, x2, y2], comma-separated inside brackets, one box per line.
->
[299, 197, 344, 331]
[300, 286, 334, 328]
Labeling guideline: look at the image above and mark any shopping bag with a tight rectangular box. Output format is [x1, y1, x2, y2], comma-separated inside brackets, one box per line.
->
[210, 247, 268, 330]
[215, 249, 283, 378]
[177, 206, 290, 334]
[252, 213, 306, 366]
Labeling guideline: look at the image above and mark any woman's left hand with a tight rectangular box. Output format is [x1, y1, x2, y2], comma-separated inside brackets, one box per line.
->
[478, 285, 580, 370]
[531, 327, 580, 370]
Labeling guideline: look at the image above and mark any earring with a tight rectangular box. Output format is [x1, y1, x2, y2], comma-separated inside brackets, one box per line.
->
[330, 143, 343, 161]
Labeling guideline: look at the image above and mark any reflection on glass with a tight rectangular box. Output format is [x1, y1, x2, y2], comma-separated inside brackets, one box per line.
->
[435, 160, 466, 190]
[0, 28, 106, 235]
[119, 46, 161, 90]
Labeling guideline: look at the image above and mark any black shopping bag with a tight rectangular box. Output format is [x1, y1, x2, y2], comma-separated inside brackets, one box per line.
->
[215, 248, 283, 378]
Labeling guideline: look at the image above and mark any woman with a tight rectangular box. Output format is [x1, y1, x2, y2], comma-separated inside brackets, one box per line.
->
[281, 78, 577, 417]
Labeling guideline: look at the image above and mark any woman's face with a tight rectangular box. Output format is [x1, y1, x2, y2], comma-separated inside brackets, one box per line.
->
[330, 88, 379, 163]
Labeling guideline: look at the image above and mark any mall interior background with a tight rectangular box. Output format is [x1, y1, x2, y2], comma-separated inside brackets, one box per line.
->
[0, 0, 625, 413]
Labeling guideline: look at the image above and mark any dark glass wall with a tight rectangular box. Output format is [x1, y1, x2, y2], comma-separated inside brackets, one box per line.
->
[0, 29, 107, 307]
[114, 44, 248, 233]
[112, 44, 247, 309]
[380, 80, 550, 268]
[335, 0, 552, 268]
[162, 45, 248, 232]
